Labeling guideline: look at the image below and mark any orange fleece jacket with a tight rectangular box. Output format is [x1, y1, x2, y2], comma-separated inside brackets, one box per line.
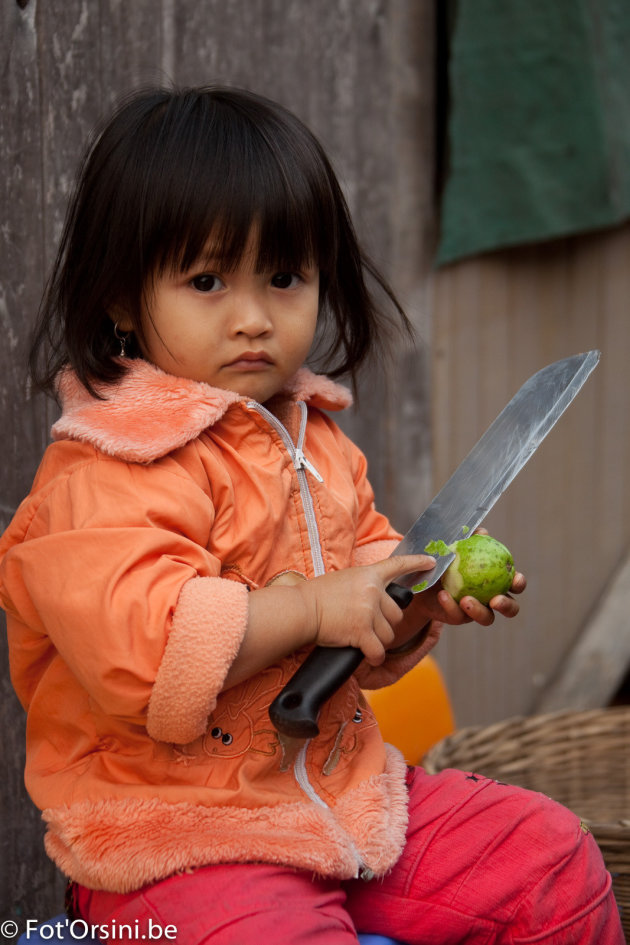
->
[0, 362, 429, 892]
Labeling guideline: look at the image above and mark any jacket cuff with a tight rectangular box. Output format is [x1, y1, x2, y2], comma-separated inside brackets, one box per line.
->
[147, 577, 249, 744]
[352, 539, 400, 567]
[355, 643, 429, 690]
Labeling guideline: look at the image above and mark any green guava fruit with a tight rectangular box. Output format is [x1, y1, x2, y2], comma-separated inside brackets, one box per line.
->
[441, 534, 514, 604]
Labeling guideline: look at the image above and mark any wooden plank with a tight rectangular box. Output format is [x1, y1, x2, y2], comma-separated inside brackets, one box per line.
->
[0, 0, 68, 926]
[596, 227, 630, 556]
[98, 0, 166, 109]
[0, 0, 50, 513]
[34, 2, 102, 259]
[535, 551, 630, 712]
[373, 0, 436, 530]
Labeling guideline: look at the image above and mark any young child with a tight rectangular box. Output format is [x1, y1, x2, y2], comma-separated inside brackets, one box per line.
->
[0, 86, 622, 944]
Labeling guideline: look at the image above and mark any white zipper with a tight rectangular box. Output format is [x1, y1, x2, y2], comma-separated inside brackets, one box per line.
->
[294, 744, 368, 878]
[247, 400, 325, 577]
[294, 742, 328, 809]
[246, 399, 369, 877]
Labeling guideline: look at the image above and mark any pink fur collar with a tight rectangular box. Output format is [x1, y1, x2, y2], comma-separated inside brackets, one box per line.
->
[51, 361, 352, 463]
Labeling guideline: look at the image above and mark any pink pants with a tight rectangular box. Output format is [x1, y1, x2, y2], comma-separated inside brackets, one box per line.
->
[74, 767, 624, 944]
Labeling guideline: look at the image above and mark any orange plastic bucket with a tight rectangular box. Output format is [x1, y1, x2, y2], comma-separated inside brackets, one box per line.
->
[364, 656, 455, 764]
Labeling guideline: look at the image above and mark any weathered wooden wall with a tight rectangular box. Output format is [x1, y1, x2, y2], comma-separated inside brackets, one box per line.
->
[431, 225, 630, 727]
[1, 0, 435, 923]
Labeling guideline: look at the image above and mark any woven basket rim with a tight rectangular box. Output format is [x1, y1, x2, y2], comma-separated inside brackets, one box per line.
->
[422, 705, 630, 819]
[423, 705, 630, 770]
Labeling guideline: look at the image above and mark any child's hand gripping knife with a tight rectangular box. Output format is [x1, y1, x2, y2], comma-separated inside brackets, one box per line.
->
[264, 547, 526, 736]
[223, 553, 438, 691]
[228, 555, 439, 738]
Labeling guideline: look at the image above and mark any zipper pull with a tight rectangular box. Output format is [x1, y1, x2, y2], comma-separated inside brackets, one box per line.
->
[293, 448, 324, 482]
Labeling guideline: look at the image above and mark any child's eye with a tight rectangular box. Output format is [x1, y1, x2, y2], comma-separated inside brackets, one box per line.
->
[270, 272, 301, 289]
[190, 274, 224, 293]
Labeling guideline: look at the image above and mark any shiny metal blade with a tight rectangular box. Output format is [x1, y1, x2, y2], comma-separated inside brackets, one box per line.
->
[392, 350, 600, 591]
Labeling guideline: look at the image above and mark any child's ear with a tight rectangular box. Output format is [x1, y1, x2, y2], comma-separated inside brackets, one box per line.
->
[107, 307, 134, 333]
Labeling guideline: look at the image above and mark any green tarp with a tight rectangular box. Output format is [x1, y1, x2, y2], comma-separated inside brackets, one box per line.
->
[437, 0, 630, 265]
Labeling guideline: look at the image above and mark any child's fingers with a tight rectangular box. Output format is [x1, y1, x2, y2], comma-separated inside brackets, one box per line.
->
[510, 571, 527, 595]
[380, 584, 411, 627]
[437, 588, 497, 627]
[435, 588, 474, 625]
[457, 592, 521, 623]
[489, 594, 520, 618]
[361, 613, 397, 665]
[458, 596, 496, 626]
[377, 553, 436, 588]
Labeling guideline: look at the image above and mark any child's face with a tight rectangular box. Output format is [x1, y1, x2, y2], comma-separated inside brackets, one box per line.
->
[130, 233, 319, 403]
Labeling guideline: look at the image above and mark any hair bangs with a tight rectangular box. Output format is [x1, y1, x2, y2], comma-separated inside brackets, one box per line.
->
[144, 90, 334, 281]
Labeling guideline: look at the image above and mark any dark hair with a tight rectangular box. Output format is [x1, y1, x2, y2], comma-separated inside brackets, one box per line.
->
[30, 85, 411, 397]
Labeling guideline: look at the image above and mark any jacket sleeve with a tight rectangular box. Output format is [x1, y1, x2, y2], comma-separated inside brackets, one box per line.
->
[0, 452, 249, 744]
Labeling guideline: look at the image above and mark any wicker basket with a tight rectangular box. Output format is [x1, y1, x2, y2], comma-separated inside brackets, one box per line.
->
[422, 706, 630, 940]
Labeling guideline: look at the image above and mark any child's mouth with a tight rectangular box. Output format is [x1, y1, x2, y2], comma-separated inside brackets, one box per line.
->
[226, 352, 274, 371]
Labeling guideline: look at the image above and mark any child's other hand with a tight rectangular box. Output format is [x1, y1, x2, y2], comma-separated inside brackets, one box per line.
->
[450, 526, 525, 626]
[297, 555, 436, 666]
[399, 526, 526, 631]
[433, 565, 526, 627]
[428, 524, 526, 627]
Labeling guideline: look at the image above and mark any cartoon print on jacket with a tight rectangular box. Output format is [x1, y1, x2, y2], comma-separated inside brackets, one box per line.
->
[175, 664, 287, 762]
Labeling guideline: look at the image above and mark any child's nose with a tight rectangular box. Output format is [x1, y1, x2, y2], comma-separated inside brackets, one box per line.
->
[230, 292, 273, 336]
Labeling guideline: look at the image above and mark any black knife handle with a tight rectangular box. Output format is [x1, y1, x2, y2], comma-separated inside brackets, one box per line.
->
[386, 583, 415, 609]
[269, 581, 415, 738]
